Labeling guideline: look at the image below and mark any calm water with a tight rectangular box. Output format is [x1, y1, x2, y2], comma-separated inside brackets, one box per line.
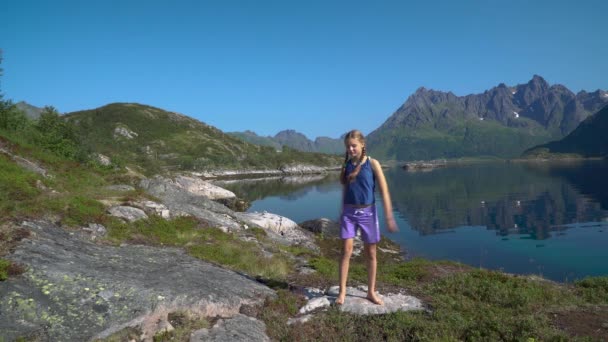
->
[214, 161, 608, 282]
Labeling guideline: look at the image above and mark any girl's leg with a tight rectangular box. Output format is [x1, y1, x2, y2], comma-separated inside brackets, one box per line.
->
[336, 238, 354, 305]
[364, 243, 383, 305]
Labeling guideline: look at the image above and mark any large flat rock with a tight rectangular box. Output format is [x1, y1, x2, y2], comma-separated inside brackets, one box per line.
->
[190, 314, 270, 342]
[0, 221, 275, 341]
[288, 285, 424, 324]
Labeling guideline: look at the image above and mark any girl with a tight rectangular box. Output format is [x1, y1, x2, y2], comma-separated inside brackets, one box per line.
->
[336, 129, 398, 305]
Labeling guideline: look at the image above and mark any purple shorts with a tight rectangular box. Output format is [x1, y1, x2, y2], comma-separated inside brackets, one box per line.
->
[340, 205, 380, 244]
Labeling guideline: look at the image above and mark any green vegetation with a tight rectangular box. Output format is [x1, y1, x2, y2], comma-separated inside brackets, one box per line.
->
[524, 105, 608, 159]
[2, 55, 607, 340]
[263, 235, 606, 341]
[65, 103, 341, 174]
[369, 117, 552, 162]
[0, 258, 10, 280]
[575, 276, 608, 304]
[227, 130, 282, 150]
[153, 311, 210, 342]
[105, 215, 292, 280]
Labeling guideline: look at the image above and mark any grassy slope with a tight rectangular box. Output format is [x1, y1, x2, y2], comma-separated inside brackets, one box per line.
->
[524, 105, 608, 159]
[2, 122, 607, 341]
[66, 103, 340, 174]
[369, 115, 552, 162]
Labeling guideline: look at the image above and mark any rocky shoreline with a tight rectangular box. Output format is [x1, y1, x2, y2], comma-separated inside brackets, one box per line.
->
[189, 164, 342, 180]
[401, 159, 447, 171]
[0, 172, 422, 341]
[2, 151, 607, 340]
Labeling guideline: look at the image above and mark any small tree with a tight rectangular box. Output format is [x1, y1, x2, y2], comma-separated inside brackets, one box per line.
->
[0, 49, 27, 131]
[34, 106, 80, 158]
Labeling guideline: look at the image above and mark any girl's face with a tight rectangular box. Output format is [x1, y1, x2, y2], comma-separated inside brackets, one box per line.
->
[345, 138, 364, 159]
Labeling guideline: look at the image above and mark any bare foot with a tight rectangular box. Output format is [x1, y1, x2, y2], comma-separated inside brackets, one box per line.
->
[335, 293, 346, 305]
[366, 293, 384, 305]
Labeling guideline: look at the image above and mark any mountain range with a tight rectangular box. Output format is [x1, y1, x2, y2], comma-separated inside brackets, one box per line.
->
[227, 130, 344, 155]
[14, 75, 608, 163]
[229, 76, 607, 161]
[366, 75, 608, 161]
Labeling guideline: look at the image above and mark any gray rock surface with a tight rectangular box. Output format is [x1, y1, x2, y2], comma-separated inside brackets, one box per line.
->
[326, 285, 424, 315]
[105, 184, 136, 192]
[96, 153, 112, 166]
[286, 286, 424, 325]
[279, 164, 327, 174]
[173, 175, 236, 200]
[113, 125, 138, 139]
[139, 176, 243, 231]
[0, 221, 275, 341]
[108, 205, 149, 222]
[236, 211, 318, 251]
[299, 218, 340, 237]
[0, 145, 50, 177]
[190, 314, 270, 342]
[139, 177, 320, 250]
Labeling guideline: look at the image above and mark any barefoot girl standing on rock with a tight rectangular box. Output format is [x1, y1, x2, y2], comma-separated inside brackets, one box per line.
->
[336, 129, 399, 306]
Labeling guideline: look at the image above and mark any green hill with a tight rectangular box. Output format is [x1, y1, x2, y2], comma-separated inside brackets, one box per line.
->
[65, 103, 340, 174]
[524, 105, 608, 158]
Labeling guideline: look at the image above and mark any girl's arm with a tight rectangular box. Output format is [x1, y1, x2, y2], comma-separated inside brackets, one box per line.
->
[371, 158, 399, 232]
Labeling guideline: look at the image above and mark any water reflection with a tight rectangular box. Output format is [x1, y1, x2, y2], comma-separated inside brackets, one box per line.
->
[212, 173, 340, 202]
[226, 161, 608, 281]
[386, 161, 608, 239]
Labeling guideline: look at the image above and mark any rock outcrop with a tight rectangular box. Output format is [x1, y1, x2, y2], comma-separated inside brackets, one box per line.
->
[299, 218, 340, 237]
[139, 176, 319, 250]
[236, 211, 318, 252]
[0, 220, 275, 341]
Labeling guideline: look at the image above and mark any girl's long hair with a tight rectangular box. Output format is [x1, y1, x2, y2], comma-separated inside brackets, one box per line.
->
[340, 130, 367, 185]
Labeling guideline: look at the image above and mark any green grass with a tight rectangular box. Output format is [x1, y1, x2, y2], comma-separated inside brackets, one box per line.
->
[0, 154, 41, 216]
[0, 258, 10, 280]
[2, 104, 607, 340]
[575, 276, 608, 304]
[105, 215, 293, 280]
[152, 311, 210, 342]
[65, 103, 341, 173]
[258, 233, 601, 341]
[262, 265, 583, 341]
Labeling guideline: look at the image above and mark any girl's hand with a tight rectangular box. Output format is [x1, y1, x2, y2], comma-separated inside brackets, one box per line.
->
[386, 216, 399, 233]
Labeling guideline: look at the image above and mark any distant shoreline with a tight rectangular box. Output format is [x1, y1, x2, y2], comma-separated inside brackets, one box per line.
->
[190, 165, 342, 180]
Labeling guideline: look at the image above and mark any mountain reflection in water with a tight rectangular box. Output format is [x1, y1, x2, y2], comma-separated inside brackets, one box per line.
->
[216, 161, 608, 281]
[387, 160, 608, 240]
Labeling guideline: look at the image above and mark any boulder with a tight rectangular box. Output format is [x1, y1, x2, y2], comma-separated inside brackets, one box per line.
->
[173, 175, 236, 200]
[236, 211, 318, 251]
[139, 176, 243, 231]
[108, 206, 148, 222]
[113, 126, 138, 139]
[96, 153, 112, 166]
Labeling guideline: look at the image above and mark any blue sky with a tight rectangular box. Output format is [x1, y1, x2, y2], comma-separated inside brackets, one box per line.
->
[1, 0, 606, 139]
